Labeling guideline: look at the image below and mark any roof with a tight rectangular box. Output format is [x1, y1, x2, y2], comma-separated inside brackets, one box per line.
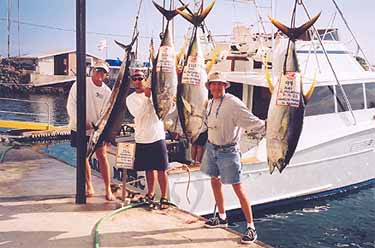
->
[15, 49, 103, 60]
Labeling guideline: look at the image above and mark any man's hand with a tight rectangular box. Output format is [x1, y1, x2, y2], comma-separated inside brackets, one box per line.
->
[144, 87, 151, 98]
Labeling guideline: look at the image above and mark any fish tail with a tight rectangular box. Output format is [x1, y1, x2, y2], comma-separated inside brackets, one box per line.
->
[269, 12, 321, 40]
[177, 0, 215, 27]
[153, 1, 187, 21]
[114, 32, 139, 51]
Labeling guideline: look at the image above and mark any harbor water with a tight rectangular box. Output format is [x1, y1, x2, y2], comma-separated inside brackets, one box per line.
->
[0, 93, 374, 248]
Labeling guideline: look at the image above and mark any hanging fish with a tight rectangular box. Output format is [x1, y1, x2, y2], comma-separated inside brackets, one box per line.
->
[151, 1, 187, 120]
[266, 13, 320, 174]
[87, 34, 138, 159]
[176, 0, 215, 143]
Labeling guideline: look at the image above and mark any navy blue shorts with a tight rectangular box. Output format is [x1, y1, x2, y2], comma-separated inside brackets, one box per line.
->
[134, 139, 169, 171]
[193, 130, 208, 146]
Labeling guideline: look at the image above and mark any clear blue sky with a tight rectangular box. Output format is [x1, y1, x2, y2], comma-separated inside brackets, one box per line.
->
[0, 0, 374, 64]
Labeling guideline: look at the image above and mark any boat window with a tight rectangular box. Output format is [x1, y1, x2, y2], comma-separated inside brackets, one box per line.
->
[365, 82, 375, 108]
[305, 86, 335, 116]
[336, 84, 365, 112]
[252, 86, 271, 120]
[253, 60, 262, 69]
[227, 82, 243, 100]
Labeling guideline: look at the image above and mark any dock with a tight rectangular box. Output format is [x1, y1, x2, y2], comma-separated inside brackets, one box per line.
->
[0, 143, 271, 248]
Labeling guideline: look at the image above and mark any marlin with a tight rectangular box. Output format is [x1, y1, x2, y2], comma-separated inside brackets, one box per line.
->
[176, 0, 215, 143]
[87, 34, 138, 159]
[266, 13, 320, 174]
[151, 1, 187, 120]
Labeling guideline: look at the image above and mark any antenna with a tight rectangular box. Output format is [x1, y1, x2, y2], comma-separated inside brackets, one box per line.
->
[7, 0, 11, 58]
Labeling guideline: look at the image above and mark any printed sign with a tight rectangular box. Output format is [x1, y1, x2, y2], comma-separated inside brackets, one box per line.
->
[276, 72, 301, 107]
[156, 46, 175, 73]
[182, 55, 205, 85]
[116, 142, 136, 169]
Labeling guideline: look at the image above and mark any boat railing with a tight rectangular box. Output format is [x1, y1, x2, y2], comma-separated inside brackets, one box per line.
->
[0, 97, 52, 129]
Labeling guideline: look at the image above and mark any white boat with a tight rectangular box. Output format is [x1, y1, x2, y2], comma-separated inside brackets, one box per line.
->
[102, 2, 375, 216]
[104, 29, 375, 216]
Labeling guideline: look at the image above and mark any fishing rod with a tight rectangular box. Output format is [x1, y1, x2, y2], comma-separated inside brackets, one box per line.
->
[132, 0, 144, 58]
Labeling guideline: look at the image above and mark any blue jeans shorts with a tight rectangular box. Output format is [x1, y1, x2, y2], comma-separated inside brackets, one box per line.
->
[200, 142, 242, 184]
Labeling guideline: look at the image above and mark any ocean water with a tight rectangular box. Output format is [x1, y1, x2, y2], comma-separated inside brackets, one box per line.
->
[1, 93, 374, 248]
[231, 186, 375, 248]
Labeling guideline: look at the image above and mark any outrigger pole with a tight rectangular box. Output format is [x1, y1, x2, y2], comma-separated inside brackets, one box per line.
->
[75, 0, 87, 204]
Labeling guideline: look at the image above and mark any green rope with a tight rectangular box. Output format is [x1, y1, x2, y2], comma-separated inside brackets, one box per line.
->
[0, 146, 14, 163]
[93, 202, 145, 248]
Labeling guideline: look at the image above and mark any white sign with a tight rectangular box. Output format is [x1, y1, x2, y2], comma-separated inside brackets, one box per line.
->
[276, 72, 301, 107]
[116, 142, 136, 169]
[182, 55, 205, 85]
[156, 46, 175, 73]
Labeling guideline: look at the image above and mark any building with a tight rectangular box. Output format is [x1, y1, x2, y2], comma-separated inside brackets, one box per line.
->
[11, 50, 103, 86]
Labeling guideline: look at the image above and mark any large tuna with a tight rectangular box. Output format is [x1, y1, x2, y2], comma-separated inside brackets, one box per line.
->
[87, 34, 138, 158]
[266, 13, 320, 174]
[151, 2, 186, 120]
[176, 1, 215, 143]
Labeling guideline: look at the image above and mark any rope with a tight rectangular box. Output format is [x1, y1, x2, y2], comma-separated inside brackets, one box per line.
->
[167, 164, 191, 204]
[299, 1, 356, 125]
[282, 0, 298, 74]
[132, 0, 143, 58]
[331, 0, 373, 72]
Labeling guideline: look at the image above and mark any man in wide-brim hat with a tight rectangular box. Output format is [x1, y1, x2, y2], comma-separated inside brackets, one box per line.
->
[201, 71, 265, 244]
[205, 71, 231, 90]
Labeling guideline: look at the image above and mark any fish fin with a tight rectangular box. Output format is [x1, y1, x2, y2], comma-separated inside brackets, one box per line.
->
[149, 37, 155, 62]
[91, 122, 98, 131]
[303, 71, 317, 103]
[263, 55, 274, 93]
[206, 46, 219, 73]
[176, 38, 188, 71]
[153, 1, 187, 21]
[181, 96, 192, 113]
[114, 32, 139, 51]
[269, 12, 320, 40]
[177, 0, 215, 27]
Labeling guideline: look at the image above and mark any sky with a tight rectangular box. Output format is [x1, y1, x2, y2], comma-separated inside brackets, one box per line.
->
[0, 0, 374, 64]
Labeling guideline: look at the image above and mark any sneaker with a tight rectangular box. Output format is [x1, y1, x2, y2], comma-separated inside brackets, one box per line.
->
[204, 216, 228, 228]
[241, 227, 257, 244]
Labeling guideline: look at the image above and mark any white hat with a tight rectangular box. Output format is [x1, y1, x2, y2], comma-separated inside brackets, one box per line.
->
[93, 61, 109, 73]
[205, 71, 230, 89]
[130, 68, 145, 77]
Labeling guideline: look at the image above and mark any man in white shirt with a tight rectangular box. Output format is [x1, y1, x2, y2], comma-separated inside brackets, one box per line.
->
[126, 69, 170, 209]
[66, 61, 115, 201]
[201, 71, 265, 244]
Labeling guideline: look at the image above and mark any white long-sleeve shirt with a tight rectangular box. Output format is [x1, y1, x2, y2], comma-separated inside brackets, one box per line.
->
[66, 77, 111, 135]
[126, 92, 165, 144]
[206, 93, 265, 146]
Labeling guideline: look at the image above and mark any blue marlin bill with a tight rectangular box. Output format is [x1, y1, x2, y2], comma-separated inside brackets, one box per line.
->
[176, 0, 215, 143]
[86, 34, 138, 159]
[266, 13, 320, 174]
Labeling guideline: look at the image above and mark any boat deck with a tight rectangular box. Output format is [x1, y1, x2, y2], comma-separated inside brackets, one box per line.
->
[0, 143, 270, 248]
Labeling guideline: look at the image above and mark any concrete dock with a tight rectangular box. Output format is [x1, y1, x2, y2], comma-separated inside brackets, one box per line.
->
[0, 143, 271, 248]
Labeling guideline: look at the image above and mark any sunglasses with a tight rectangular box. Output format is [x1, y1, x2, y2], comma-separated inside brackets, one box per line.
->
[132, 77, 144, 81]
